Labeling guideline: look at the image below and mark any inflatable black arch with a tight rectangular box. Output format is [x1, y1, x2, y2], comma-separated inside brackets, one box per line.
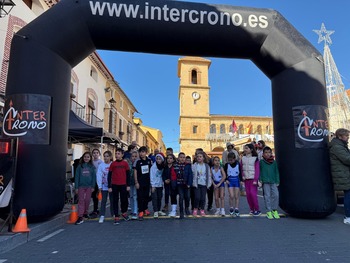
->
[4, 0, 335, 220]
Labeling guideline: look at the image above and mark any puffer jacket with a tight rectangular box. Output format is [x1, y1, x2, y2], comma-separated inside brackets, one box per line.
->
[329, 137, 350, 191]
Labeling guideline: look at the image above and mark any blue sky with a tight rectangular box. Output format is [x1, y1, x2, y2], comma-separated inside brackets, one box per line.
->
[98, 0, 350, 153]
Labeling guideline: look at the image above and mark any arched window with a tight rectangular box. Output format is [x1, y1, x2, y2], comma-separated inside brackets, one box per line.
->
[193, 125, 198, 134]
[229, 124, 233, 133]
[220, 124, 225, 134]
[210, 124, 216, 134]
[191, 69, 197, 84]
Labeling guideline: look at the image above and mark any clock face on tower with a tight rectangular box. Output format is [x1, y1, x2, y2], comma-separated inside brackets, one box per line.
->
[192, 92, 200, 100]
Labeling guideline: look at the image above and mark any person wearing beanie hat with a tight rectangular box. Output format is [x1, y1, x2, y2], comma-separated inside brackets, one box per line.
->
[155, 153, 165, 162]
[150, 152, 166, 218]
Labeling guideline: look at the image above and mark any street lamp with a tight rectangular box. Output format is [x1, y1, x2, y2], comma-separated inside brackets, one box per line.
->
[0, 0, 15, 18]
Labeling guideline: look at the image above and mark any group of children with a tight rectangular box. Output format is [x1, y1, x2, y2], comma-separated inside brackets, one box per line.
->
[73, 143, 280, 225]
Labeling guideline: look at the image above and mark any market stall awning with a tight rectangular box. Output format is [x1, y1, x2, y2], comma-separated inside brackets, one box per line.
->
[68, 110, 119, 144]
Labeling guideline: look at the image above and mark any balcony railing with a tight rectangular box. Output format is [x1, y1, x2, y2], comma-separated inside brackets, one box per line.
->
[71, 99, 103, 128]
[87, 113, 103, 128]
[205, 133, 236, 142]
[71, 99, 85, 120]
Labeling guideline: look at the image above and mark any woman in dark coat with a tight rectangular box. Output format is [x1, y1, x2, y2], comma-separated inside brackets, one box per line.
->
[329, 128, 350, 224]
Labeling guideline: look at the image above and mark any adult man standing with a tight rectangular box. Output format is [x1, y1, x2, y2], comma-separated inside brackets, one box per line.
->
[329, 128, 350, 225]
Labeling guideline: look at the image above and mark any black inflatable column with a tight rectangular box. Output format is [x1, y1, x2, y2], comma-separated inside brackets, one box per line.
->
[272, 57, 335, 218]
[5, 36, 71, 220]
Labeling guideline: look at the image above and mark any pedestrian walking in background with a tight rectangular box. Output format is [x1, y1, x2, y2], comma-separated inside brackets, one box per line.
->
[211, 156, 226, 216]
[224, 152, 242, 217]
[90, 149, 103, 218]
[192, 151, 212, 217]
[241, 144, 261, 216]
[108, 148, 130, 225]
[134, 146, 152, 220]
[150, 153, 166, 218]
[127, 150, 139, 220]
[74, 152, 96, 225]
[329, 128, 350, 225]
[258, 146, 280, 219]
[96, 151, 113, 223]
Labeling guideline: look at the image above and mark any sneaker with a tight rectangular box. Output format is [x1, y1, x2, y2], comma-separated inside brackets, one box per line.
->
[122, 213, 130, 221]
[169, 210, 176, 217]
[154, 211, 159, 219]
[221, 209, 226, 216]
[234, 208, 240, 217]
[83, 214, 90, 219]
[144, 210, 151, 216]
[192, 209, 198, 217]
[138, 212, 144, 221]
[185, 208, 191, 216]
[207, 207, 213, 212]
[229, 208, 234, 216]
[162, 204, 168, 212]
[75, 217, 84, 225]
[158, 211, 166, 216]
[89, 211, 99, 219]
[272, 210, 280, 219]
[200, 210, 206, 216]
[344, 217, 350, 224]
[131, 213, 138, 220]
[98, 216, 105, 223]
[214, 209, 220, 216]
[266, 211, 273, 219]
[253, 211, 261, 217]
[179, 213, 184, 219]
[113, 217, 120, 225]
[249, 211, 254, 215]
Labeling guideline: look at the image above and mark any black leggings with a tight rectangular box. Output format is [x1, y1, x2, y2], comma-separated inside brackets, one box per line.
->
[194, 185, 207, 210]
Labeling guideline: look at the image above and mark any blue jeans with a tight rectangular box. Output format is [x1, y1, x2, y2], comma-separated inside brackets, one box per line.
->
[344, 189, 350, 217]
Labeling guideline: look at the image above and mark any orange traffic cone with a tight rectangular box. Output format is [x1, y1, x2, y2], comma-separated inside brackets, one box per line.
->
[97, 191, 102, 201]
[67, 205, 78, 224]
[12, 209, 30, 233]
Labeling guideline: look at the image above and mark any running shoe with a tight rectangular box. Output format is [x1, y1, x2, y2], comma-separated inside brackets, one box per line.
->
[253, 211, 261, 216]
[153, 211, 159, 219]
[200, 210, 206, 216]
[192, 209, 198, 217]
[234, 208, 240, 217]
[121, 213, 130, 221]
[98, 216, 105, 223]
[144, 210, 151, 216]
[266, 211, 273, 220]
[75, 217, 84, 225]
[158, 211, 166, 216]
[229, 208, 234, 216]
[138, 211, 144, 221]
[272, 210, 280, 219]
[131, 213, 138, 220]
[113, 217, 120, 225]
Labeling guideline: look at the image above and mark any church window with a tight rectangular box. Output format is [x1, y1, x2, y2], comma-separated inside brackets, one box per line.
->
[210, 124, 216, 134]
[193, 125, 198, 134]
[191, 70, 197, 84]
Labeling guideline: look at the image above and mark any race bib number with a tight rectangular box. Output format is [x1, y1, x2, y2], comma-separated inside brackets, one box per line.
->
[141, 165, 149, 174]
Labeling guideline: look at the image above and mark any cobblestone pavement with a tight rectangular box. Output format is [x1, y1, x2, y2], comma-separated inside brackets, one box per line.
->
[0, 192, 349, 263]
